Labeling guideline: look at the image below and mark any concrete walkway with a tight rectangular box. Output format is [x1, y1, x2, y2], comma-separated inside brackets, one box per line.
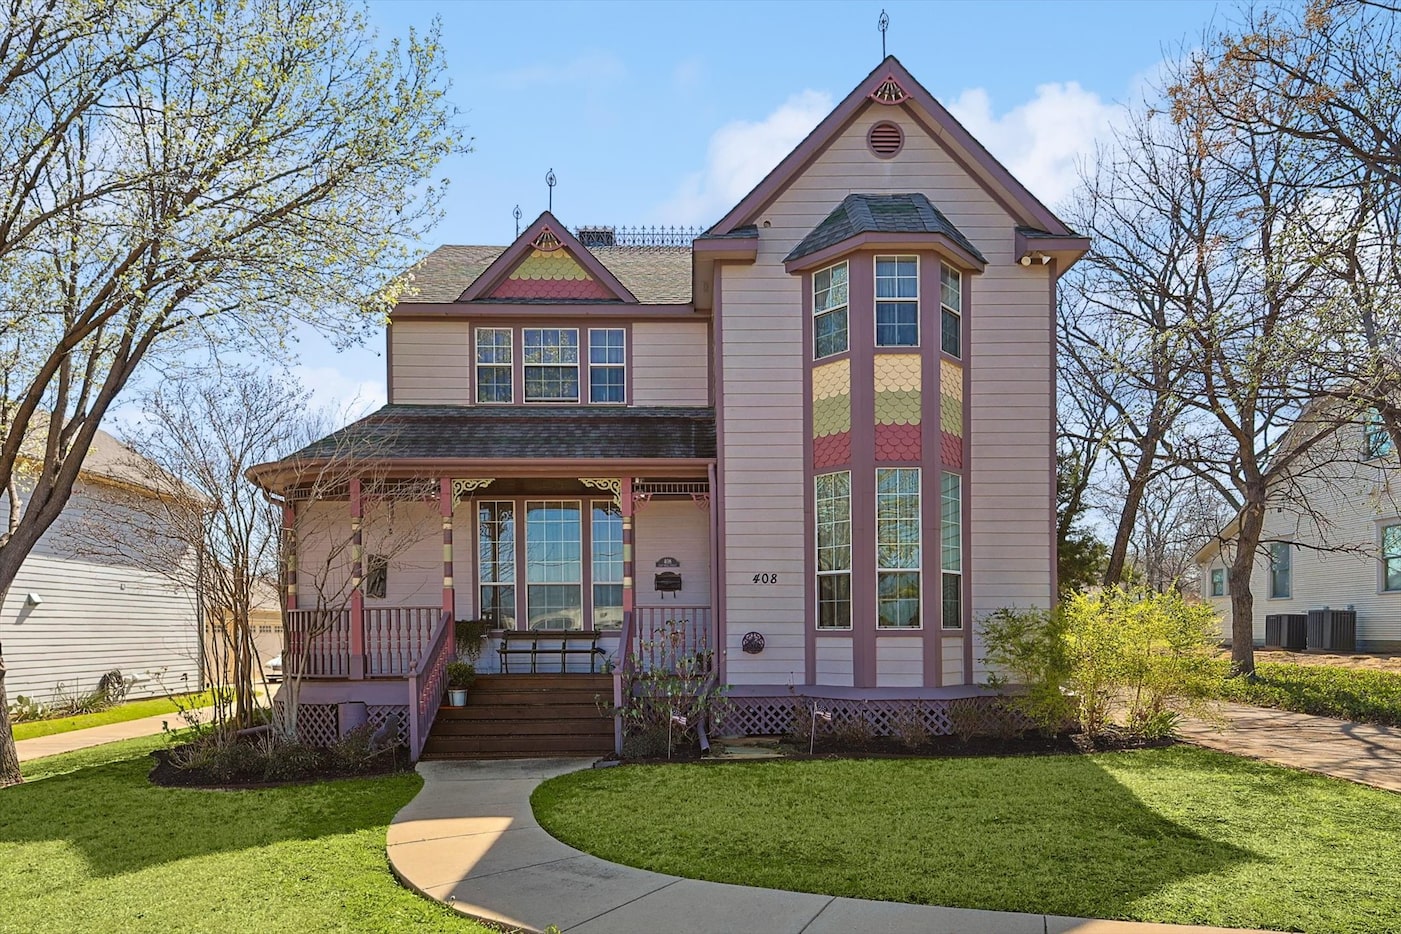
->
[1179, 701, 1401, 793]
[387, 759, 1262, 934]
[15, 706, 216, 762]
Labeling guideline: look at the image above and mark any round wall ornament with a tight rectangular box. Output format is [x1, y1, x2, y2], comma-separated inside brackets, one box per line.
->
[741, 631, 765, 654]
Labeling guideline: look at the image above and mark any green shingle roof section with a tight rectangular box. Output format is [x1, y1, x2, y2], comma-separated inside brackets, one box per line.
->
[404, 245, 693, 304]
[784, 193, 987, 265]
[286, 405, 716, 462]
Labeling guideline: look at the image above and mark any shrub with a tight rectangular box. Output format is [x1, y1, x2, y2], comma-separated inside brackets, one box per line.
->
[888, 706, 932, 751]
[615, 617, 729, 758]
[7, 694, 48, 722]
[982, 587, 1218, 739]
[327, 723, 389, 773]
[261, 741, 322, 782]
[445, 661, 476, 690]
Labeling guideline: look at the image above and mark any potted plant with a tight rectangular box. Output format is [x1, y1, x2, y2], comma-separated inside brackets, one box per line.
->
[445, 661, 476, 707]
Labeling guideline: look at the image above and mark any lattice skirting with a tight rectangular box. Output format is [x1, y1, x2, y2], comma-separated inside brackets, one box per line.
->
[716, 694, 1030, 738]
[273, 698, 411, 748]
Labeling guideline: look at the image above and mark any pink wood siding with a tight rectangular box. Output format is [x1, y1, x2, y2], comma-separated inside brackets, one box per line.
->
[634, 499, 711, 606]
[390, 320, 471, 405]
[876, 636, 923, 687]
[815, 639, 854, 686]
[943, 636, 966, 684]
[631, 321, 710, 406]
[720, 101, 1055, 688]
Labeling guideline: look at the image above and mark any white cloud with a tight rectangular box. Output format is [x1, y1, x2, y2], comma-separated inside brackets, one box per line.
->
[946, 82, 1123, 212]
[292, 361, 386, 428]
[659, 90, 834, 226]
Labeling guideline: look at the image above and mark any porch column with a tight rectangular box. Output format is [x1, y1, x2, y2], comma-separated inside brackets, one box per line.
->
[349, 478, 366, 680]
[439, 478, 454, 619]
[621, 475, 634, 621]
[282, 501, 297, 612]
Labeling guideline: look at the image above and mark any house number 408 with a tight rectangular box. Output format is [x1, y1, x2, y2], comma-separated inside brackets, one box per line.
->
[752, 572, 779, 584]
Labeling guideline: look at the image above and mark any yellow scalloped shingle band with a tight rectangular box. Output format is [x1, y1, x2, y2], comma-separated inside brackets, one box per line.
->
[509, 249, 593, 281]
[940, 359, 962, 401]
[873, 353, 921, 393]
[811, 359, 851, 402]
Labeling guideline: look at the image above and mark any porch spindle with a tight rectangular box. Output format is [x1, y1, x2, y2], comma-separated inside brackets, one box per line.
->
[349, 478, 366, 679]
[440, 478, 454, 619]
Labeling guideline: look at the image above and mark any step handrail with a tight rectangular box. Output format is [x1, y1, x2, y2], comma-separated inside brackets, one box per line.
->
[407, 610, 454, 761]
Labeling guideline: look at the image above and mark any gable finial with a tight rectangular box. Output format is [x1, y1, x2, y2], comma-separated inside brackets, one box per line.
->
[879, 9, 889, 58]
[513, 204, 522, 238]
[546, 168, 556, 213]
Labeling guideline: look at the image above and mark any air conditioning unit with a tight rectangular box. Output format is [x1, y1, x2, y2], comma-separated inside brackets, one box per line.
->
[1305, 607, 1357, 652]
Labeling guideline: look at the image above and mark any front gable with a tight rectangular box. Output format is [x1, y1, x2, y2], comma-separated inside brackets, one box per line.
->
[459, 212, 638, 303]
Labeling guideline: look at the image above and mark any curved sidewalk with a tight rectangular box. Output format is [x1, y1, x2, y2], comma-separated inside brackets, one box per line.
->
[387, 758, 1261, 934]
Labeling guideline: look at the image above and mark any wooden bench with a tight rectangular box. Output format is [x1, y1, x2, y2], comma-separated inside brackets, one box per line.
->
[498, 630, 604, 673]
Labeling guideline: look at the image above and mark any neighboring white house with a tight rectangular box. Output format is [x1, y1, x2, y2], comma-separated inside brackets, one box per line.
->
[0, 428, 201, 704]
[1196, 411, 1401, 651]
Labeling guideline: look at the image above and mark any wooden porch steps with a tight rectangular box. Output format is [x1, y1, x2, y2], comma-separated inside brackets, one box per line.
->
[421, 673, 615, 760]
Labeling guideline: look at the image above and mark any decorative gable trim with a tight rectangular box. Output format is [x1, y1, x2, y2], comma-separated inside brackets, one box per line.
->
[459, 211, 638, 303]
[708, 56, 1076, 239]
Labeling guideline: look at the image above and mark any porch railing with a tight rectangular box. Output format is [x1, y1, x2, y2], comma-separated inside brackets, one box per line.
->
[366, 606, 440, 677]
[632, 606, 714, 674]
[407, 609, 454, 761]
[286, 608, 352, 678]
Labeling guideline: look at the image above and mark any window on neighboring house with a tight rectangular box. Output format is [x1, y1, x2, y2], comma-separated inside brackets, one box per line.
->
[591, 501, 624, 629]
[1269, 542, 1292, 598]
[363, 554, 388, 599]
[475, 327, 513, 403]
[877, 468, 921, 628]
[815, 471, 852, 628]
[1365, 408, 1394, 459]
[941, 472, 963, 628]
[477, 501, 516, 628]
[813, 261, 849, 359]
[1209, 568, 1226, 597]
[940, 264, 962, 357]
[523, 328, 579, 402]
[588, 328, 626, 404]
[1384, 524, 1401, 592]
[525, 500, 583, 630]
[875, 255, 918, 347]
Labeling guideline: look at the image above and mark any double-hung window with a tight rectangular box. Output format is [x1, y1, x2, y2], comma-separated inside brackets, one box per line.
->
[1268, 542, 1292, 598]
[523, 328, 579, 402]
[941, 472, 963, 628]
[1365, 408, 1394, 460]
[875, 255, 918, 347]
[1209, 567, 1226, 597]
[588, 328, 626, 403]
[591, 501, 624, 629]
[877, 468, 921, 628]
[1384, 524, 1401, 592]
[475, 328, 513, 403]
[813, 262, 849, 359]
[940, 264, 962, 357]
[815, 471, 852, 628]
[477, 501, 516, 628]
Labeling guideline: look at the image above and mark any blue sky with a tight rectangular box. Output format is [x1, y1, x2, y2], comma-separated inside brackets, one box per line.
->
[275, 0, 1223, 420]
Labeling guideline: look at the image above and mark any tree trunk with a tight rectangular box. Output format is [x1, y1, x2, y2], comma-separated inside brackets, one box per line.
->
[1104, 443, 1157, 586]
[1227, 503, 1265, 677]
[0, 644, 22, 786]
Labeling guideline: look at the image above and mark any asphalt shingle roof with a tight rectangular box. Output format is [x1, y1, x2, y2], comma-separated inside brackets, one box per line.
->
[405, 245, 693, 305]
[784, 193, 987, 265]
[288, 405, 716, 462]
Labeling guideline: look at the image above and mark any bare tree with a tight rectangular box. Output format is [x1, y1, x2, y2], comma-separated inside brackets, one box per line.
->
[0, 0, 462, 785]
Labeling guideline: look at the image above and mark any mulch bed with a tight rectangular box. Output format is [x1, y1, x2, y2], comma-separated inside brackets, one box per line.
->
[148, 744, 411, 790]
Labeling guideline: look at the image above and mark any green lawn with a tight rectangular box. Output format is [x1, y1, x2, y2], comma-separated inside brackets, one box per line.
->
[12, 691, 217, 741]
[1210, 660, 1401, 725]
[1, 739, 489, 933]
[533, 749, 1401, 933]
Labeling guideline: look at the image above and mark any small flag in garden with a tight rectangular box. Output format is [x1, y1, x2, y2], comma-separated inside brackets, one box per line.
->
[813, 706, 833, 722]
[670, 712, 688, 728]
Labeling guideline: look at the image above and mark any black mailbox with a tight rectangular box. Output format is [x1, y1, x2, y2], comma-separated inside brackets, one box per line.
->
[654, 571, 683, 593]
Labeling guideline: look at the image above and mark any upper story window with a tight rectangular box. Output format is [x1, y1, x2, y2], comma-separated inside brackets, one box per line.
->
[1365, 408, 1394, 460]
[475, 327, 513, 404]
[1268, 542, 1292, 598]
[589, 328, 626, 404]
[875, 255, 918, 347]
[940, 264, 962, 358]
[813, 261, 849, 360]
[523, 328, 579, 402]
[1209, 567, 1226, 597]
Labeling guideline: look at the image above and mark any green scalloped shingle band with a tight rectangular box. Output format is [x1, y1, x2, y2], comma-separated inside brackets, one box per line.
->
[509, 250, 593, 281]
[812, 393, 851, 438]
[874, 389, 922, 426]
[941, 393, 962, 436]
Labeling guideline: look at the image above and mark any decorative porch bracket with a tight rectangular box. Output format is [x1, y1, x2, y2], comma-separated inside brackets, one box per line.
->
[451, 478, 495, 508]
[579, 477, 621, 507]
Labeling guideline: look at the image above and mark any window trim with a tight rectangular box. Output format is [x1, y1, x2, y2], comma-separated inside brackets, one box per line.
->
[1209, 567, 1226, 598]
[1268, 542, 1292, 599]
[523, 498, 584, 630]
[940, 263, 962, 359]
[1364, 408, 1394, 460]
[473, 326, 514, 405]
[876, 467, 922, 630]
[587, 327, 627, 405]
[590, 498, 624, 629]
[1382, 521, 1401, 594]
[940, 471, 963, 630]
[874, 254, 919, 349]
[522, 327, 581, 404]
[476, 500, 516, 629]
[815, 470, 853, 631]
[813, 261, 850, 361]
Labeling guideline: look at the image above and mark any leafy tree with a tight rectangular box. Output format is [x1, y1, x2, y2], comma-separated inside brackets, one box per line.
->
[0, 0, 463, 786]
[1056, 450, 1108, 594]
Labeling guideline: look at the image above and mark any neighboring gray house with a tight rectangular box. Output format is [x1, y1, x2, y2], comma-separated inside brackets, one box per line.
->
[1, 428, 201, 704]
[1196, 411, 1401, 650]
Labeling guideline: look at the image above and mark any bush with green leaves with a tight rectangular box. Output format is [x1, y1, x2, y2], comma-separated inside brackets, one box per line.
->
[982, 587, 1219, 738]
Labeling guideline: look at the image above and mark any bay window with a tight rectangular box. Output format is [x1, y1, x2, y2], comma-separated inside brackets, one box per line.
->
[940, 264, 962, 357]
[941, 472, 963, 629]
[815, 471, 852, 628]
[875, 255, 918, 347]
[876, 467, 920, 628]
[813, 262, 849, 359]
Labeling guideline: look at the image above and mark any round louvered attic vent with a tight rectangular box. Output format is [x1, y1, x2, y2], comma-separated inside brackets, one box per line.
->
[867, 121, 904, 159]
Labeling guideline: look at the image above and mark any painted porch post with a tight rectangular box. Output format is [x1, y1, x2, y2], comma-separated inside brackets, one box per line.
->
[620, 476, 634, 660]
[440, 478, 454, 619]
[349, 478, 366, 680]
[283, 502, 297, 612]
